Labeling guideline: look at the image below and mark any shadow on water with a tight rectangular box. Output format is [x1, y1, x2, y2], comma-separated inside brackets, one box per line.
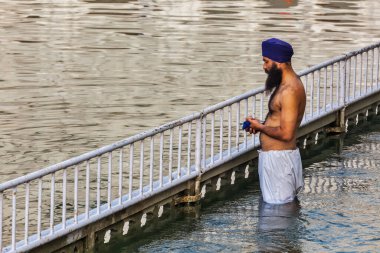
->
[301, 113, 380, 168]
[95, 113, 380, 252]
[95, 175, 262, 252]
[96, 176, 306, 252]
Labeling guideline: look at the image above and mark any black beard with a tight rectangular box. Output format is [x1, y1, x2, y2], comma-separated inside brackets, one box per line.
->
[265, 64, 283, 93]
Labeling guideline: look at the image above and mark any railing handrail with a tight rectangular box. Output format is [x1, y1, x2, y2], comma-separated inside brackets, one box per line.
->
[0, 112, 201, 192]
[0, 88, 268, 193]
[201, 87, 266, 114]
[297, 41, 380, 76]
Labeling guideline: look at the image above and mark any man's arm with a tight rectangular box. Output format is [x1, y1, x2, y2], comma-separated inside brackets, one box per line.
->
[247, 89, 299, 142]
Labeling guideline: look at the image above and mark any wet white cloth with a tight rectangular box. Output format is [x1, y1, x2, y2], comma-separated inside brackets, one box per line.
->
[258, 148, 304, 204]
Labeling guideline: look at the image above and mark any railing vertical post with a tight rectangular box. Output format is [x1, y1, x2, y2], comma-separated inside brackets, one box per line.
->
[96, 159, 101, 214]
[324, 67, 327, 111]
[252, 96, 256, 145]
[260, 93, 264, 121]
[219, 109, 224, 161]
[108, 153, 112, 208]
[37, 178, 42, 240]
[177, 126, 182, 178]
[86, 161, 91, 217]
[353, 55, 357, 99]
[330, 66, 333, 108]
[371, 49, 374, 91]
[74, 165, 78, 221]
[236, 102, 240, 151]
[202, 116, 207, 169]
[25, 183, 30, 244]
[74, 165, 78, 223]
[335, 57, 348, 131]
[376, 47, 379, 89]
[337, 62, 340, 106]
[187, 123, 192, 175]
[140, 141, 144, 196]
[169, 129, 173, 182]
[149, 137, 154, 191]
[12, 187, 16, 250]
[195, 116, 202, 173]
[347, 58, 351, 102]
[119, 148, 124, 203]
[260, 93, 264, 145]
[159, 133, 163, 185]
[211, 113, 215, 164]
[365, 51, 368, 94]
[50, 174, 55, 235]
[129, 144, 134, 200]
[228, 105, 232, 156]
[359, 53, 363, 96]
[310, 73, 314, 116]
[340, 58, 347, 106]
[317, 70, 320, 115]
[244, 98, 248, 148]
[62, 169, 67, 229]
[304, 75, 308, 118]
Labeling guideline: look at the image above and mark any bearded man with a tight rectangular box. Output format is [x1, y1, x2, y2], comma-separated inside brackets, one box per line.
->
[246, 38, 306, 204]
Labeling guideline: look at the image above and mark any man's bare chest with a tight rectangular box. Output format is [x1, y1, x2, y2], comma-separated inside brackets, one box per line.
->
[268, 92, 281, 114]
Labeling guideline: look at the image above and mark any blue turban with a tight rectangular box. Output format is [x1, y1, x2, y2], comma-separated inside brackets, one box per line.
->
[262, 38, 293, 63]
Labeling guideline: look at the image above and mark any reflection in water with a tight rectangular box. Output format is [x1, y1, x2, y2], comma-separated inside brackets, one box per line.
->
[257, 198, 302, 252]
[316, 1, 358, 10]
[263, 0, 299, 8]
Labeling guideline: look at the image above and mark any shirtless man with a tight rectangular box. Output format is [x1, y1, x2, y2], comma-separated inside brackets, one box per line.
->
[246, 38, 306, 204]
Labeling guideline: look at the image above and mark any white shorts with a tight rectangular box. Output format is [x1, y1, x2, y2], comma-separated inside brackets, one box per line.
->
[258, 148, 304, 204]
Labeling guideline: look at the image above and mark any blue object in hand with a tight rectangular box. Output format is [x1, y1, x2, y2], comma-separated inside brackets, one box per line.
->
[242, 121, 251, 130]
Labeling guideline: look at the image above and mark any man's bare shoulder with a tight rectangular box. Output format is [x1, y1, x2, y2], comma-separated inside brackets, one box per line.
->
[278, 78, 305, 107]
[281, 77, 305, 96]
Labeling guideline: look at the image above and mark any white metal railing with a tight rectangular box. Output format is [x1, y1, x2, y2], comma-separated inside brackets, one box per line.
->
[0, 42, 379, 252]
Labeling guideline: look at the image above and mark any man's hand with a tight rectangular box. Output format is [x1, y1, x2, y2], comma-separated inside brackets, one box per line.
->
[245, 117, 263, 134]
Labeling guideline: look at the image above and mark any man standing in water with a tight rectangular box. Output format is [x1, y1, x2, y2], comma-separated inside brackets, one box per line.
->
[246, 38, 306, 204]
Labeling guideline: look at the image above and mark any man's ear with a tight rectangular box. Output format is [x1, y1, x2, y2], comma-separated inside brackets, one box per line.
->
[275, 62, 282, 69]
